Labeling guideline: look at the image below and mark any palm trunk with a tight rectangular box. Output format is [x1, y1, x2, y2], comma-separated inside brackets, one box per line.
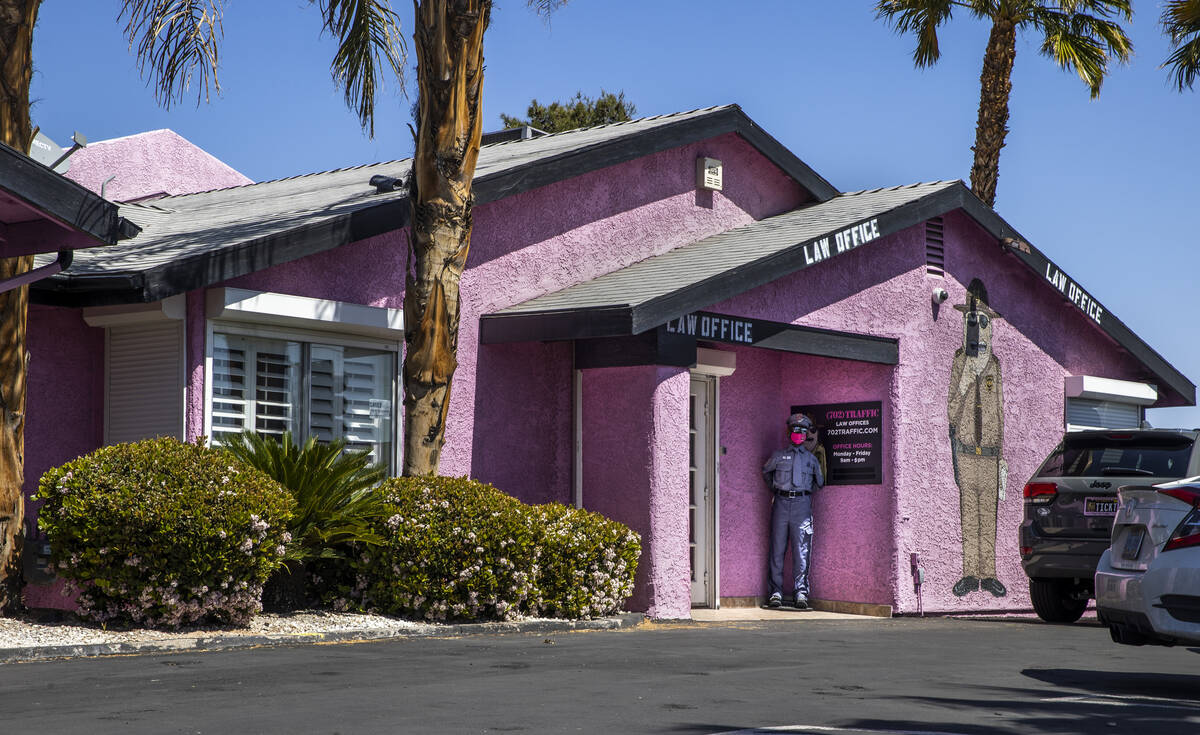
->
[0, 0, 40, 612]
[969, 17, 1017, 208]
[403, 0, 489, 476]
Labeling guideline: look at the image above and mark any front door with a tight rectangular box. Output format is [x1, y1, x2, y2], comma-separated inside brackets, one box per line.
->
[689, 375, 717, 607]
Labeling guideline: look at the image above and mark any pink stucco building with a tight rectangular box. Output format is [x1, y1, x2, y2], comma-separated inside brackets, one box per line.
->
[6, 106, 1194, 618]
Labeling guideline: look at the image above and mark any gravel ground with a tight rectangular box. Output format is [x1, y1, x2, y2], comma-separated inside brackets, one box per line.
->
[0, 610, 437, 649]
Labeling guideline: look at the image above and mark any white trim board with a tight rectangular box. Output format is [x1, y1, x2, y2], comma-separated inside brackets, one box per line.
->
[1065, 375, 1158, 406]
[207, 288, 403, 339]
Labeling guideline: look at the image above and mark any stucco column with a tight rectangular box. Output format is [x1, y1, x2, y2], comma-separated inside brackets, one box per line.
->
[646, 366, 691, 619]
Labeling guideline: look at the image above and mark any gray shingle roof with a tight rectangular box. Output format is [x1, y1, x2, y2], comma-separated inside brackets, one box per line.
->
[34, 104, 835, 304]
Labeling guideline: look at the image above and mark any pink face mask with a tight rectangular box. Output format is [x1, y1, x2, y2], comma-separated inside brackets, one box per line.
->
[790, 431, 807, 445]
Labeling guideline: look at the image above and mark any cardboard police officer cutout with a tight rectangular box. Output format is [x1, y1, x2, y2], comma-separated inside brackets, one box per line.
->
[948, 279, 1007, 598]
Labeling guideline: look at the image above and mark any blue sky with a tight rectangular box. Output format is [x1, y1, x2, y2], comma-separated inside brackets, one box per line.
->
[29, 1, 1200, 427]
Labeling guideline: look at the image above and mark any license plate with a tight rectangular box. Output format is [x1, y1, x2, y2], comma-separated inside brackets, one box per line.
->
[1085, 497, 1119, 516]
[1122, 528, 1145, 561]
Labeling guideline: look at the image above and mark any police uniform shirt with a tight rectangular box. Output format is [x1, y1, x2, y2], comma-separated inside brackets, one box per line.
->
[763, 446, 825, 492]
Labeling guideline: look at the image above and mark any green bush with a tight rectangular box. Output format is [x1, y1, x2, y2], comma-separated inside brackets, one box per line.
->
[35, 437, 294, 628]
[353, 476, 640, 621]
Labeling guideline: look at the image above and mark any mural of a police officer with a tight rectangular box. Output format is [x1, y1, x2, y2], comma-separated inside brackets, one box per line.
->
[948, 279, 1007, 598]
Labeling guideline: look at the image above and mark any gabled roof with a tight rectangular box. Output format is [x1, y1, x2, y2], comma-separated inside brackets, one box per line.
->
[0, 141, 138, 257]
[480, 180, 1195, 407]
[32, 105, 835, 306]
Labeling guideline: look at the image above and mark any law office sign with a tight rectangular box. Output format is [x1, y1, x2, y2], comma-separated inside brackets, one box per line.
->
[793, 401, 884, 485]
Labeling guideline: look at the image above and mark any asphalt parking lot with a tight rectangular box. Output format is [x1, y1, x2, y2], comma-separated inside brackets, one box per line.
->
[2, 614, 1198, 734]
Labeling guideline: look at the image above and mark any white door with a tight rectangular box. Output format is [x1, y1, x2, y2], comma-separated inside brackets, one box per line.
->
[689, 375, 717, 607]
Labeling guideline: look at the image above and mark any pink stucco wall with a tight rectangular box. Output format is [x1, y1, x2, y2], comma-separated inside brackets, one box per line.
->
[22, 306, 104, 609]
[65, 129, 253, 202]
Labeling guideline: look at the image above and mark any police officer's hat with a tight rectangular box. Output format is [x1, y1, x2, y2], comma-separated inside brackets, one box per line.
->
[952, 278, 1001, 319]
[787, 413, 813, 432]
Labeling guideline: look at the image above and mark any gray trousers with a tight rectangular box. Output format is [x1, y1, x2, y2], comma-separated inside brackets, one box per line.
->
[768, 494, 813, 599]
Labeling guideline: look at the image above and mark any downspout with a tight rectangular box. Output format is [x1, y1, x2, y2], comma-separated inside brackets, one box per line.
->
[0, 250, 72, 295]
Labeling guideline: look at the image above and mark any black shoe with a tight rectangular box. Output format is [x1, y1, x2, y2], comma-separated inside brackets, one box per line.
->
[767, 593, 783, 608]
[980, 578, 1007, 597]
[952, 576, 979, 597]
[792, 597, 810, 610]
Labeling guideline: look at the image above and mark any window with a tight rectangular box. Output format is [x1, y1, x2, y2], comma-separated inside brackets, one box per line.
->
[210, 330, 397, 469]
[1035, 434, 1194, 480]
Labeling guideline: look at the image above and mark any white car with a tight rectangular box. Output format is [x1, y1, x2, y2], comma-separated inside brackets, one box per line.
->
[1095, 477, 1200, 646]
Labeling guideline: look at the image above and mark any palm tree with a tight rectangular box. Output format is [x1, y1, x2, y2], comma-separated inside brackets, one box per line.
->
[1162, 0, 1200, 91]
[875, 1, 1133, 207]
[0, 0, 404, 612]
[403, 0, 567, 476]
[0, 0, 49, 613]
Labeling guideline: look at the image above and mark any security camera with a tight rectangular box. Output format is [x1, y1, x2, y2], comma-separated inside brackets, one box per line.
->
[932, 287, 949, 305]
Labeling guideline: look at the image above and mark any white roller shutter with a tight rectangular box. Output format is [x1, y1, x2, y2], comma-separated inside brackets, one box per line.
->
[105, 321, 185, 444]
[1066, 398, 1141, 431]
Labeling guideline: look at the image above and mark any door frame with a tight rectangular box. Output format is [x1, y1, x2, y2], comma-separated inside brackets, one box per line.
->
[689, 372, 720, 608]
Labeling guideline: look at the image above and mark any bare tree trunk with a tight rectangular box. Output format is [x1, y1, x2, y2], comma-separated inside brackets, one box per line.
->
[403, 0, 489, 476]
[0, 0, 40, 612]
[968, 17, 1017, 209]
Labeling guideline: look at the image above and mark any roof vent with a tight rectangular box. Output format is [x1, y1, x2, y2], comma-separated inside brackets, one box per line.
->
[369, 175, 402, 194]
[480, 125, 549, 146]
[925, 217, 945, 277]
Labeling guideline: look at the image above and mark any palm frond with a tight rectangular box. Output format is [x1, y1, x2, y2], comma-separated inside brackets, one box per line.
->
[220, 431, 388, 564]
[1032, 8, 1132, 98]
[316, 0, 407, 137]
[120, 0, 225, 109]
[526, 0, 570, 15]
[875, 0, 959, 67]
[1162, 0, 1200, 91]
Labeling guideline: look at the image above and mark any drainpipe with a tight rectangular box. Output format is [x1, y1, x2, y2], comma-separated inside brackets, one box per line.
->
[0, 250, 73, 295]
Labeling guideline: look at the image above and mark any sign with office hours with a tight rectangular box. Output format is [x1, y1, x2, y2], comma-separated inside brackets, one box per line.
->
[793, 401, 884, 485]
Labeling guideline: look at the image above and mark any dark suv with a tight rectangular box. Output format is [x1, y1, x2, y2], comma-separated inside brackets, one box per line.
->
[1020, 429, 1200, 622]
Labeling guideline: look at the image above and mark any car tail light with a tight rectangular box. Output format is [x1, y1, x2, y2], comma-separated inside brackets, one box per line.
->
[1023, 482, 1057, 504]
[1160, 488, 1200, 552]
[1019, 546, 1032, 557]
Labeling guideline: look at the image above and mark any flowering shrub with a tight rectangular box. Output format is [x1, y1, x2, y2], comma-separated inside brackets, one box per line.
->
[351, 476, 640, 622]
[35, 437, 294, 628]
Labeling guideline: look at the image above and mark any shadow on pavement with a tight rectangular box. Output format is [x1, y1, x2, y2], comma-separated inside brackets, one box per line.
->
[1023, 667, 1200, 702]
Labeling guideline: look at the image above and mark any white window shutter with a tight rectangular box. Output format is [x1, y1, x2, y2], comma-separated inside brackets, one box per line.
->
[253, 346, 298, 438]
[211, 337, 250, 443]
[106, 321, 184, 444]
[342, 354, 381, 457]
[308, 347, 340, 443]
[1066, 398, 1141, 431]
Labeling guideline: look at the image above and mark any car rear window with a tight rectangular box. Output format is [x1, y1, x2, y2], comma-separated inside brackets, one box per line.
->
[1036, 434, 1195, 479]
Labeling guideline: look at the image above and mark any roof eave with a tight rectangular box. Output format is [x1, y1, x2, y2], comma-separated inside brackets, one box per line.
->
[0, 141, 139, 254]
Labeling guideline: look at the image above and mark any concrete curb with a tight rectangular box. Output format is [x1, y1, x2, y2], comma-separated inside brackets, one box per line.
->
[0, 612, 647, 664]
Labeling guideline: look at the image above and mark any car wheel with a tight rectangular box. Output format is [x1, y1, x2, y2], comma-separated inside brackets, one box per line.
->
[1029, 578, 1088, 623]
